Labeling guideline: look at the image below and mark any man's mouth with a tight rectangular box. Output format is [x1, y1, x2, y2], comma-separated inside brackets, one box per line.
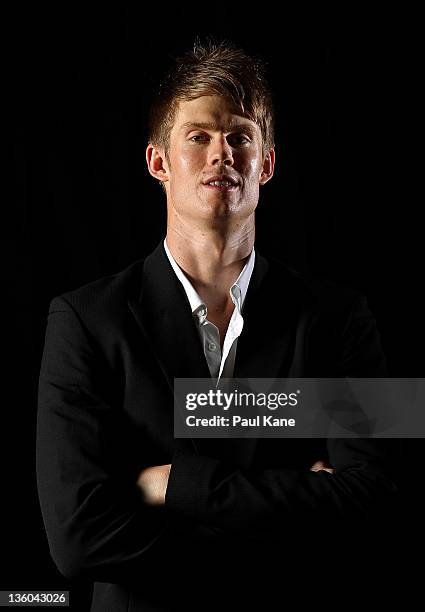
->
[203, 180, 239, 191]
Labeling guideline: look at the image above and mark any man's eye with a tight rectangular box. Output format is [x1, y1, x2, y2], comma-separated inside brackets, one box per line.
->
[189, 135, 209, 142]
[229, 135, 250, 145]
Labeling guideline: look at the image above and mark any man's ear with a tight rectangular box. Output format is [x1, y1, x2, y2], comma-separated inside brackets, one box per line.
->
[259, 148, 275, 186]
[146, 143, 169, 184]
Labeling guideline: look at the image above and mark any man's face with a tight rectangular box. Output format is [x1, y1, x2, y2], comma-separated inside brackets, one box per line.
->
[149, 95, 274, 228]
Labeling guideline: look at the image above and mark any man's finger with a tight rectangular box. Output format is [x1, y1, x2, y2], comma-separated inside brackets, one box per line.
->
[310, 460, 335, 474]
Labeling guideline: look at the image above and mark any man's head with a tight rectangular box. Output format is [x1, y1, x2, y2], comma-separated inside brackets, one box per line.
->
[146, 38, 275, 231]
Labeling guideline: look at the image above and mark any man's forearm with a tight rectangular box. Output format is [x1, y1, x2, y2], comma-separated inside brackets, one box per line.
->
[162, 447, 397, 533]
[136, 459, 334, 507]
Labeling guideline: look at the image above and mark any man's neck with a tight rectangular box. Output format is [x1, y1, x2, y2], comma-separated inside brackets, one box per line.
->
[165, 222, 254, 315]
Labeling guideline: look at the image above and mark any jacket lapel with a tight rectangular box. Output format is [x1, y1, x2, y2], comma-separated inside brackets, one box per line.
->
[234, 252, 304, 380]
[128, 240, 211, 391]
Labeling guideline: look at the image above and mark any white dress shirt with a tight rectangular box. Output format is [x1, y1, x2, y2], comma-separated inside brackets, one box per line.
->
[163, 239, 255, 383]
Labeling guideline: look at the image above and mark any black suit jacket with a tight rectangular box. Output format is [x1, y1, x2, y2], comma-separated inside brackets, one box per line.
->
[36, 241, 399, 611]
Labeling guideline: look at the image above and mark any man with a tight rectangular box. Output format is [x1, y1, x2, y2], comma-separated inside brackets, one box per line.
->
[37, 39, 398, 611]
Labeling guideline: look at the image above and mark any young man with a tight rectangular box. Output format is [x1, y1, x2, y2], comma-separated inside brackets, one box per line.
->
[37, 39, 398, 611]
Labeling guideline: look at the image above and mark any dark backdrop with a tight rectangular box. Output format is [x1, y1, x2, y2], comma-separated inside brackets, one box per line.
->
[5, 6, 423, 610]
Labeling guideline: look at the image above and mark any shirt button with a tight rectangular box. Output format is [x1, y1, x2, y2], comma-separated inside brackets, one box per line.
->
[208, 342, 217, 351]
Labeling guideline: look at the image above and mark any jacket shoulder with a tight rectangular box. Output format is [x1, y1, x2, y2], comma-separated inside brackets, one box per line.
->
[48, 258, 145, 320]
[265, 254, 363, 314]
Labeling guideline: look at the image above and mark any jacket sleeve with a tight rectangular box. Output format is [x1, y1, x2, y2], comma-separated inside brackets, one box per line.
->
[36, 296, 217, 583]
[165, 295, 400, 534]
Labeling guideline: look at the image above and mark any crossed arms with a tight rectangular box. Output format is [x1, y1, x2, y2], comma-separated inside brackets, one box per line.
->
[36, 295, 398, 583]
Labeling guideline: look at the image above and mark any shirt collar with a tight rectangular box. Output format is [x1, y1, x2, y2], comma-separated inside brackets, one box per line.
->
[163, 238, 255, 321]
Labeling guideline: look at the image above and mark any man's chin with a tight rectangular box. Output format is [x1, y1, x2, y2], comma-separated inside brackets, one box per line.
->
[194, 204, 256, 230]
[199, 200, 241, 220]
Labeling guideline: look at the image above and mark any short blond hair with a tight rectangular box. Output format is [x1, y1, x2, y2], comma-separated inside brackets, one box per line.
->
[148, 37, 275, 191]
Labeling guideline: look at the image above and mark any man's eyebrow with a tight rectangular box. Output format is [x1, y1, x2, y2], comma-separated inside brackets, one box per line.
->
[180, 121, 256, 134]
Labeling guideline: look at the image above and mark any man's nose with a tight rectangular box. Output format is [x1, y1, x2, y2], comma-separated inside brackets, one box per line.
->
[207, 136, 234, 166]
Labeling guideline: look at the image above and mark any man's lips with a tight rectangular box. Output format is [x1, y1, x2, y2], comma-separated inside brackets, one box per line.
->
[202, 183, 239, 191]
[202, 175, 240, 190]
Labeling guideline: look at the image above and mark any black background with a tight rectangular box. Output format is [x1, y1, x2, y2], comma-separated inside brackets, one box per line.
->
[5, 6, 423, 610]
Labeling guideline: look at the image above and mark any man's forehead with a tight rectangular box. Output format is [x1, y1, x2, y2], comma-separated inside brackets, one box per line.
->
[178, 120, 257, 134]
[173, 96, 259, 134]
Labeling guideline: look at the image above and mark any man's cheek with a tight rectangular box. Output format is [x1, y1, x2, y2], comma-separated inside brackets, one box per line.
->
[179, 151, 198, 171]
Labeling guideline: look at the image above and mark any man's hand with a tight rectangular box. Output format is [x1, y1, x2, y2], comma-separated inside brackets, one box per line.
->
[310, 460, 335, 474]
[136, 464, 171, 506]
